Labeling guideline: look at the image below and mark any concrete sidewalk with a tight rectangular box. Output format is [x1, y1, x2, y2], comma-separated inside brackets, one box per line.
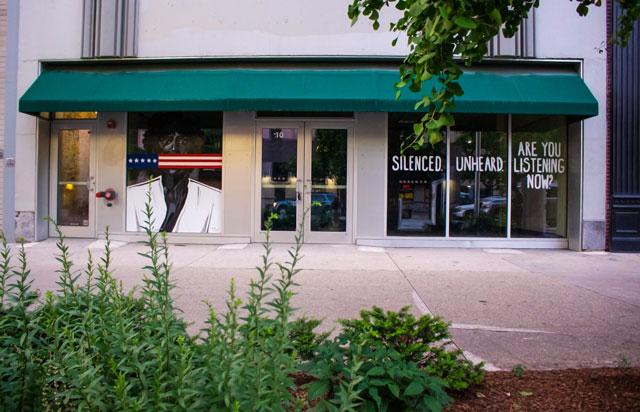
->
[14, 238, 640, 371]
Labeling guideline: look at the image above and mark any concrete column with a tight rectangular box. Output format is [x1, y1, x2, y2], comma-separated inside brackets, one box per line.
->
[354, 112, 387, 239]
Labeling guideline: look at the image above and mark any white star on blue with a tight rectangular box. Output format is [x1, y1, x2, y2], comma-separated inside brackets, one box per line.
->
[127, 153, 159, 170]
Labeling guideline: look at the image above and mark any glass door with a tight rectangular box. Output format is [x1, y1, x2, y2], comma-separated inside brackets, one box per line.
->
[304, 124, 352, 243]
[255, 122, 352, 243]
[50, 124, 97, 237]
[257, 123, 305, 242]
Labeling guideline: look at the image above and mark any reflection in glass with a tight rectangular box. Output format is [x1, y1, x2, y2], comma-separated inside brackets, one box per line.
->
[511, 116, 567, 237]
[54, 112, 98, 119]
[57, 129, 91, 226]
[310, 129, 347, 232]
[387, 114, 445, 236]
[261, 128, 298, 231]
[449, 116, 508, 237]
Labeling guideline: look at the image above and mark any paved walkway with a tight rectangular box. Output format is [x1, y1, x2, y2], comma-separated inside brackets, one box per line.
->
[13, 238, 640, 371]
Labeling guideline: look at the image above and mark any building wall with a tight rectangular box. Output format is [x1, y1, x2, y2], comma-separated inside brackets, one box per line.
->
[15, 0, 83, 240]
[535, 0, 607, 249]
[137, 0, 402, 57]
[0, 0, 7, 232]
[354, 112, 387, 239]
[13, 0, 608, 249]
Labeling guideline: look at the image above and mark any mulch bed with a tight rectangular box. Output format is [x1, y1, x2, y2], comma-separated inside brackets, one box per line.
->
[449, 367, 640, 411]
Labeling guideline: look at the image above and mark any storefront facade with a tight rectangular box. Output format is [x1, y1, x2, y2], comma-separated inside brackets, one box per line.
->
[6, 0, 611, 250]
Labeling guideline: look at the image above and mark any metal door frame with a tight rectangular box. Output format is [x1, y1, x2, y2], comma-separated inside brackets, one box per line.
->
[49, 121, 98, 238]
[253, 120, 354, 244]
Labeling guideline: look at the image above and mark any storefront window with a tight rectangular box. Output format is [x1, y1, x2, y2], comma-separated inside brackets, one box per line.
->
[387, 114, 446, 236]
[449, 115, 508, 237]
[126, 112, 223, 233]
[511, 116, 567, 237]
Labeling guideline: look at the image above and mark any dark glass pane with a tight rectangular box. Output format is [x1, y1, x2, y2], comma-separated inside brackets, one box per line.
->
[261, 128, 298, 231]
[310, 129, 347, 232]
[387, 113, 446, 236]
[449, 115, 508, 237]
[126, 112, 223, 233]
[511, 116, 568, 238]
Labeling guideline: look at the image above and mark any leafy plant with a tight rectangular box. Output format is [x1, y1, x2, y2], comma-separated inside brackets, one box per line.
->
[307, 337, 451, 411]
[512, 363, 527, 378]
[340, 306, 484, 391]
[289, 316, 331, 361]
[305, 306, 484, 410]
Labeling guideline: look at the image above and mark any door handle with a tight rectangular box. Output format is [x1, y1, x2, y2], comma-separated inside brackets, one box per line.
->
[297, 192, 302, 201]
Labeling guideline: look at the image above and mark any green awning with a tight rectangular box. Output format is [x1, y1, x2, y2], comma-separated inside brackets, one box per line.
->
[19, 68, 598, 117]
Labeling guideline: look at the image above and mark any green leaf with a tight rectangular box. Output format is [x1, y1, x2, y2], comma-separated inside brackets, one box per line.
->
[576, 3, 589, 16]
[388, 382, 400, 398]
[368, 387, 383, 409]
[418, 52, 436, 64]
[404, 380, 424, 396]
[367, 366, 385, 376]
[453, 16, 477, 29]
[437, 6, 449, 20]
[423, 396, 444, 412]
[428, 130, 443, 145]
[308, 379, 331, 400]
[519, 391, 534, 397]
[489, 9, 502, 26]
[447, 81, 464, 96]
[409, 2, 425, 17]
[413, 122, 424, 136]
[420, 71, 433, 82]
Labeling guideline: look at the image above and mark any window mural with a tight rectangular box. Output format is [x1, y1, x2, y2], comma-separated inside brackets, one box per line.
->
[386, 114, 566, 239]
[387, 114, 446, 236]
[511, 116, 567, 237]
[449, 116, 508, 237]
[126, 112, 223, 233]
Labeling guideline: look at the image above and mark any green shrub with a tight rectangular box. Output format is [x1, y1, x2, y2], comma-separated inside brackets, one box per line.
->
[307, 336, 451, 411]
[288, 316, 331, 361]
[339, 306, 484, 391]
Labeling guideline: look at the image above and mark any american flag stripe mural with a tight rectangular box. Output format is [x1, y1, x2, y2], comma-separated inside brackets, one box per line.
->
[158, 154, 223, 169]
[127, 153, 223, 169]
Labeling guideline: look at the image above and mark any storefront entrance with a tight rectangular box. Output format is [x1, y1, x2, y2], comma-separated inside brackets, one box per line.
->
[254, 121, 353, 243]
[49, 122, 98, 237]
